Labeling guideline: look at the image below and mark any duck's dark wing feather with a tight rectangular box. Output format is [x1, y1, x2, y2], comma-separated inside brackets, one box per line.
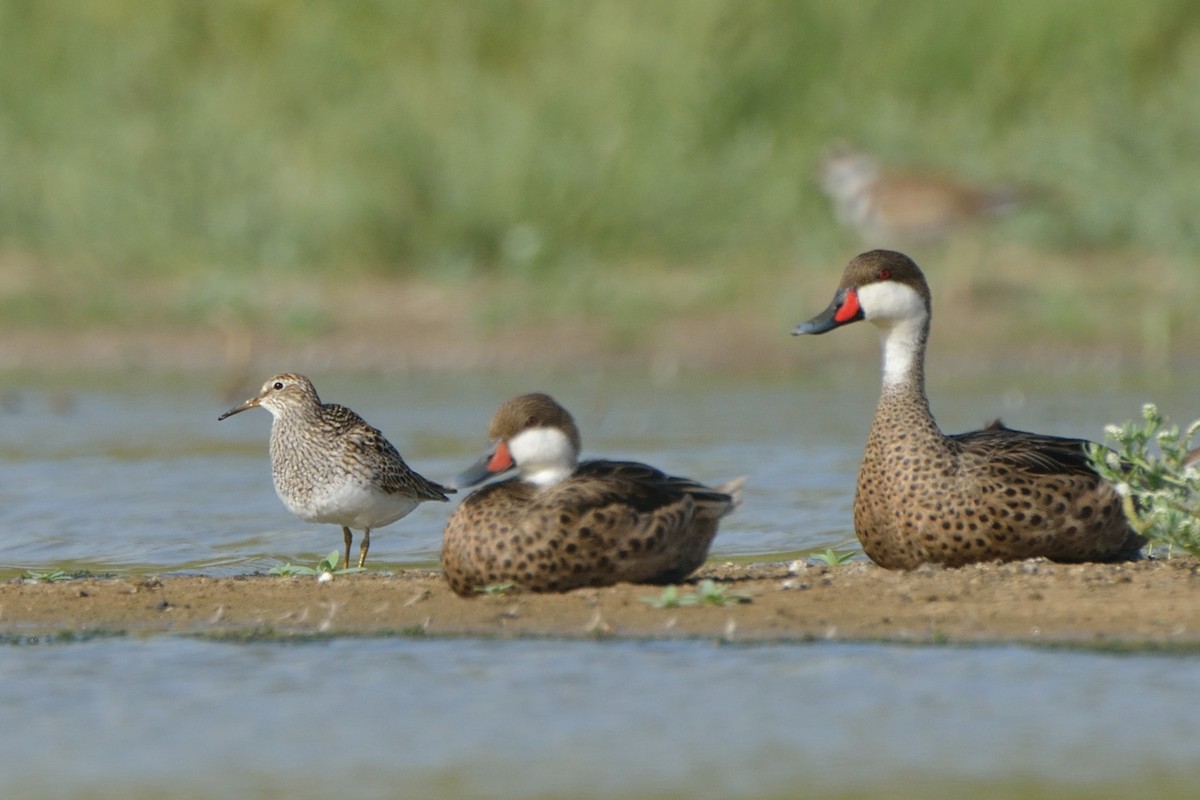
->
[571, 460, 736, 511]
[951, 423, 1100, 476]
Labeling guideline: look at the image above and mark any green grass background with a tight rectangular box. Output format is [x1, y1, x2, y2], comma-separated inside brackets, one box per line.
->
[1, 0, 1199, 340]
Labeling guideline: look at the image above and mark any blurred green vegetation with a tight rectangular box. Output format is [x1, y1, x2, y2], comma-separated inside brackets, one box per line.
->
[1, 1, 1199, 332]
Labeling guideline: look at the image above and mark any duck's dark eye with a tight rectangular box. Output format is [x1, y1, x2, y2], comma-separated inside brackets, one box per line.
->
[879, 268, 892, 280]
[273, 381, 284, 390]
[524, 415, 539, 427]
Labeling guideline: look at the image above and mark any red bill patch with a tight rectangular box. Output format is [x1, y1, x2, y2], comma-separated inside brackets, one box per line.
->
[833, 290, 861, 323]
[487, 440, 514, 472]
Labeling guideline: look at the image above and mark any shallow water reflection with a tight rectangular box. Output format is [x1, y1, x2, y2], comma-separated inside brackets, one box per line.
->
[0, 636, 1197, 799]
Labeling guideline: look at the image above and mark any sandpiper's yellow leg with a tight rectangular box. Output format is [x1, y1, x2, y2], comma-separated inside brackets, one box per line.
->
[358, 528, 371, 569]
[342, 526, 353, 571]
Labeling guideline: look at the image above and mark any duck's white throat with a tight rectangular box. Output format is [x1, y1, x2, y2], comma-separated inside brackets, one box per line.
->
[508, 427, 577, 487]
[857, 281, 928, 389]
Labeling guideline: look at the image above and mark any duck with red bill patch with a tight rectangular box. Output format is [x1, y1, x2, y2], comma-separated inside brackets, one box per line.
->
[441, 392, 744, 596]
[793, 250, 1143, 569]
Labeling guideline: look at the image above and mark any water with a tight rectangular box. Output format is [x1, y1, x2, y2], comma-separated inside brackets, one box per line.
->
[2, 369, 1198, 798]
[0, 636, 1197, 799]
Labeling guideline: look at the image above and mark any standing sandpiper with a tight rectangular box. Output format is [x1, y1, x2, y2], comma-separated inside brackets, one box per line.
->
[219, 373, 453, 570]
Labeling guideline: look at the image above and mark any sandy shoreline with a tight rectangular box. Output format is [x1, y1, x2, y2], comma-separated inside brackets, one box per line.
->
[3, 558, 1198, 649]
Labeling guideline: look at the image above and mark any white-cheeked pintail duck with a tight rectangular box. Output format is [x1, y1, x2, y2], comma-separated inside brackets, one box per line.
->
[792, 250, 1143, 569]
[441, 393, 743, 595]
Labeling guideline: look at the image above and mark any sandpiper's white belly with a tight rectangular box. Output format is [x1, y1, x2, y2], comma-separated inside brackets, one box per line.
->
[277, 478, 419, 531]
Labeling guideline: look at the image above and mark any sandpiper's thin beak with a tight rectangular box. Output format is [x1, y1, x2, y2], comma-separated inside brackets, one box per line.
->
[449, 440, 516, 490]
[792, 287, 862, 335]
[218, 396, 260, 421]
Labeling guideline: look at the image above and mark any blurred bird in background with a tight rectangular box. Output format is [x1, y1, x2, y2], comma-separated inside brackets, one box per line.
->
[819, 144, 1029, 246]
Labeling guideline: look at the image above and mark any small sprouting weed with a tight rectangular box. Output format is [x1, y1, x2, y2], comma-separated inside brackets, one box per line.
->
[1089, 404, 1200, 556]
[22, 569, 72, 584]
[694, 579, 750, 607]
[267, 563, 312, 576]
[642, 584, 688, 608]
[809, 548, 856, 566]
[268, 551, 363, 578]
[641, 581, 750, 608]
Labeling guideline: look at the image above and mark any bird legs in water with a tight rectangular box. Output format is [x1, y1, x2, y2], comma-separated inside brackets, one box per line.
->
[341, 526, 371, 570]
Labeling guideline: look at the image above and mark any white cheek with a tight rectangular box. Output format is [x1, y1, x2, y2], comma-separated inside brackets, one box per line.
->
[508, 427, 576, 486]
[856, 281, 926, 325]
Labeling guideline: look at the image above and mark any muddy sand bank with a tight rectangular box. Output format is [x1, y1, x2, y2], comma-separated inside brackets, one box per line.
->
[3, 558, 1198, 649]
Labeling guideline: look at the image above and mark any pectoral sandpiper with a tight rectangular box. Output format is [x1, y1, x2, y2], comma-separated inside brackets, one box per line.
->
[220, 373, 453, 570]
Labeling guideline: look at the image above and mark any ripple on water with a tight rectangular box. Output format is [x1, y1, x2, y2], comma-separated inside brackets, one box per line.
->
[0, 636, 1197, 799]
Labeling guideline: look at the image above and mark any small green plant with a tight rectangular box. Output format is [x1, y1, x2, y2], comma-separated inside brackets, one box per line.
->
[267, 563, 313, 577]
[642, 584, 688, 608]
[267, 551, 363, 577]
[693, 579, 751, 607]
[641, 580, 750, 608]
[810, 548, 857, 566]
[474, 582, 516, 597]
[1089, 403, 1200, 556]
[22, 569, 72, 583]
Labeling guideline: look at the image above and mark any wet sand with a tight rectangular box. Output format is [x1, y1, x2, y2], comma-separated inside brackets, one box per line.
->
[4, 558, 1198, 649]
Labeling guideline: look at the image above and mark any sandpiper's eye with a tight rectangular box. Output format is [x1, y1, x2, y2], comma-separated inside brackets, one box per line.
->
[879, 269, 892, 280]
[273, 381, 284, 390]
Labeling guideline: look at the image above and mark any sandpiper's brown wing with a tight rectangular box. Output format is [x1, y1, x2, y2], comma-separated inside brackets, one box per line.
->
[327, 403, 453, 502]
